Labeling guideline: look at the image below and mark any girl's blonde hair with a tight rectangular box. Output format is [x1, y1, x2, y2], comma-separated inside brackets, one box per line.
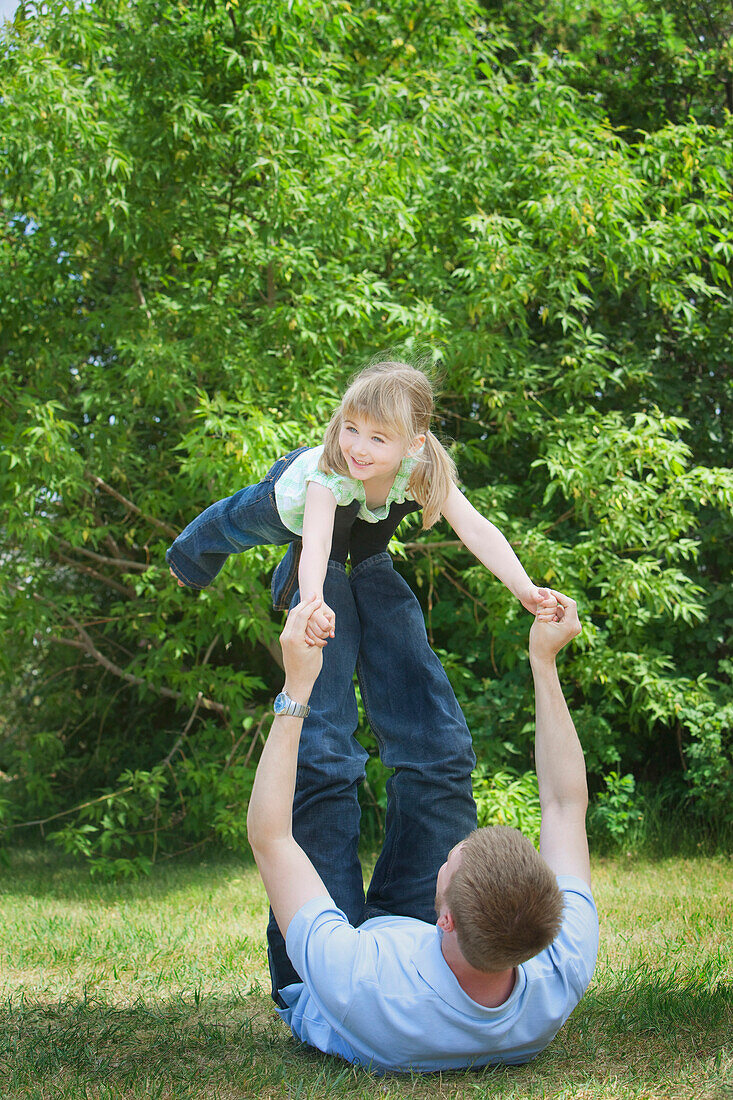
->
[319, 360, 456, 528]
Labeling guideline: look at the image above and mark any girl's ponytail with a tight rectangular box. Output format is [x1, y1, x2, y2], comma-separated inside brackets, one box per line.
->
[409, 430, 457, 529]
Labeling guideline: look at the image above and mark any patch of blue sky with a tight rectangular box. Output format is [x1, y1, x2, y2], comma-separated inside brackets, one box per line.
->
[0, 0, 18, 24]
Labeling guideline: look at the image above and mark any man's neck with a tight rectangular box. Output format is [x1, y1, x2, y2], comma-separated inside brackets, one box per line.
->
[441, 934, 516, 1008]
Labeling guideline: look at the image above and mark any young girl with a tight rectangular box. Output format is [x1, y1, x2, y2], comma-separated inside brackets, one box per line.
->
[167, 361, 554, 642]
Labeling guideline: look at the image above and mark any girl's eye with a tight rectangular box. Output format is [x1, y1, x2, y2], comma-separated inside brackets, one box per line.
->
[372, 436, 385, 444]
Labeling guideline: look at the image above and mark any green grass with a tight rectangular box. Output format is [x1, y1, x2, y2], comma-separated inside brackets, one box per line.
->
[0, 847, 731, 1099]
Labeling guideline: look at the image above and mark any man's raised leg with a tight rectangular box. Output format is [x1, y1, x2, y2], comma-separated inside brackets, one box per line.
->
[349, 552, 477, 924]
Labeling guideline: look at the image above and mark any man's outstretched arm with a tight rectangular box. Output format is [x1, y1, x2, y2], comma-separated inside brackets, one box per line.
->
[247, 596, 330, 938]
[529, 590, 590, 886]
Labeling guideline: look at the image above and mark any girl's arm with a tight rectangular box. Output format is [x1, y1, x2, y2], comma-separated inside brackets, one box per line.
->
[300, 482, 338, 641]
[440, 483, 544, 613]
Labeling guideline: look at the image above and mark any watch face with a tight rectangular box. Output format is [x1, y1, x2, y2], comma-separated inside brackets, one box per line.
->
[274, 692, 288, 714]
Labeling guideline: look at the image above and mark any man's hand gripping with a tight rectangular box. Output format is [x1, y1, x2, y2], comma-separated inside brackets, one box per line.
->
[530, 589, 582, 662]
[304, 601, 336, 648]
[281, 595, 327, 694]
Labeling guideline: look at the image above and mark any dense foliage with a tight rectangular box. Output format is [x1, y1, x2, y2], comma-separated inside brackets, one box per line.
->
[480, 0, 733, 133]
[1, 0, 731, 873]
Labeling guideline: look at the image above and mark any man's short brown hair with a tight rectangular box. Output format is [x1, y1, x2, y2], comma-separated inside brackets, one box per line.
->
[443, 827, 564, 971]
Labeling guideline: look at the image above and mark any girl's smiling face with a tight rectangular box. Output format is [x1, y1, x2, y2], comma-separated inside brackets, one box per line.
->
[338, 413, 414, 484]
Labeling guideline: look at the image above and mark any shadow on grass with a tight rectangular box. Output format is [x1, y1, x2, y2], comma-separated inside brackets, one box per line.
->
[0, 970, 730, 1100]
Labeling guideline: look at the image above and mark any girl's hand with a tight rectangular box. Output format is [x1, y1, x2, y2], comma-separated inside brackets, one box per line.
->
[519, 584, 558, 619]
[169, 567, 186, 588]
[304, 601, 336, 648]
[535, 587, 560, 623]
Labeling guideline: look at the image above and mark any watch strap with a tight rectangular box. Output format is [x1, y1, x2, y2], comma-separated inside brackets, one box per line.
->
[274, 691, 311, 719]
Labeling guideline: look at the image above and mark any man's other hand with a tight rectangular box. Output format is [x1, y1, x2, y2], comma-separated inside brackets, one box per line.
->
[280, 595, 325, 698]
[529, 589, 582, 662]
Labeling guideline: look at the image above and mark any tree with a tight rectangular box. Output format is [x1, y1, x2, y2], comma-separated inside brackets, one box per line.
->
[1, 0, 730, 872]
[479, 0, 733, 132]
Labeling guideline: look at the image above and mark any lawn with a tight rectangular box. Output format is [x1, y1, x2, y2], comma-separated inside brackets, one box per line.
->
[0, 846, 730, 1099]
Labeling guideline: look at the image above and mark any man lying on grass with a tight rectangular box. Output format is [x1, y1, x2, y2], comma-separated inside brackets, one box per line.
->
[247, 591, 598, 1073]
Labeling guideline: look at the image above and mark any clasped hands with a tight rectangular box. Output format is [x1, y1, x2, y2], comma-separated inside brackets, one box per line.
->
[304, 599, 335, 648]
[283, 587, 578, 696]
[280, 595, 327, 692]
[170, 567, 565, 648]
[534, 586, 559, 623]
[303, 586, 562, 649]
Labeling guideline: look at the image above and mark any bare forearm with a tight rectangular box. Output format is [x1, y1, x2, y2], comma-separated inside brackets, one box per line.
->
[299, 483, 337, 600]
[247, 719, 300, 853]
[465, 518, 533, 599]
[246, 596, 332, 934]
[531, 655, 588, 812]
[246, 676, 314, 852]
[297, 537, 330, 600]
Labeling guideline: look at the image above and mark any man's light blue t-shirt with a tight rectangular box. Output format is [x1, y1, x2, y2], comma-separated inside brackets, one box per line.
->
[276, 875, 598, 1073]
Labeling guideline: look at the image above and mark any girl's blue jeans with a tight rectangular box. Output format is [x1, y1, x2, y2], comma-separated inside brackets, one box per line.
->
[267, 552, 477, 998]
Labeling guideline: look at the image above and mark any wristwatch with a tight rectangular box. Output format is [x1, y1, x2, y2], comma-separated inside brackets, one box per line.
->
[273, 691, 311, 719]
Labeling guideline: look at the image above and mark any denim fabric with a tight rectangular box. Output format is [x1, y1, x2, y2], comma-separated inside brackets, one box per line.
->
[166, 448, 311, 589]
[352, 554, 477, 923]
[267, 553, 477, 996]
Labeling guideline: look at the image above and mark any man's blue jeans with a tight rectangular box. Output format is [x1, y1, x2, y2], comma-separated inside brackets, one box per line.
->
[267, 552, 477, 997]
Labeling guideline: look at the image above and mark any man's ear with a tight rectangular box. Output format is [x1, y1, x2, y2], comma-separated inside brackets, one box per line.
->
[437, 909, 455, 934]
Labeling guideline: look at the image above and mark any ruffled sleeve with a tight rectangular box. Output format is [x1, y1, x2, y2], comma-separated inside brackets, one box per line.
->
[306, 466, 361, 507]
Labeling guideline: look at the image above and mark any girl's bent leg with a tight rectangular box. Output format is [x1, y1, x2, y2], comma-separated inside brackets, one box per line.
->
[350, 553, 477, 924]
[167, 449, 311, 589]
[266, 560, 366, 996]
